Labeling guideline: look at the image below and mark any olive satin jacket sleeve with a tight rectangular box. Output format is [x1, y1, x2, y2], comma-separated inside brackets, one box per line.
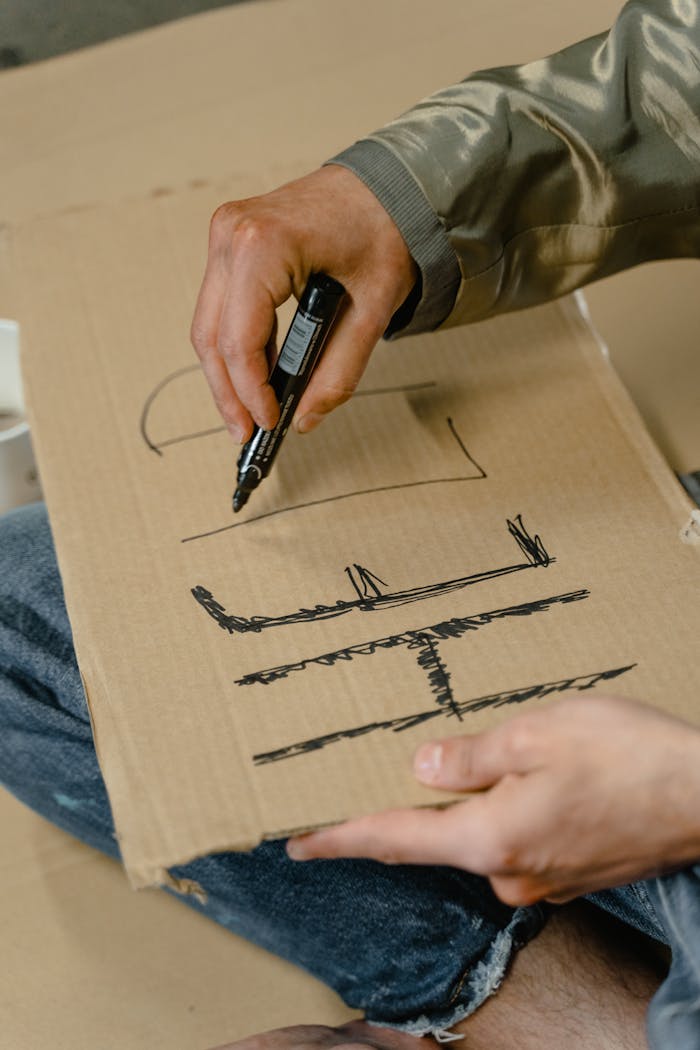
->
[328, 0, 700, 336]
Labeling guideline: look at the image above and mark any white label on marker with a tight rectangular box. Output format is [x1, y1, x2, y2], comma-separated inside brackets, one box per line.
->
[277, 312, 318, 375]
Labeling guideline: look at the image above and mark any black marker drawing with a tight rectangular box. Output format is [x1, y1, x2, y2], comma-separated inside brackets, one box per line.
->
[234, 589, 590, 688]
[191, 516, 550, 636]
[141, 366, 488, 539]
[140, 363, 440, 456]
[180, 415, 486, 542]
[345, 564, 387, 600]
[252, 664, 636, 765]
[190, 511, 597, 764]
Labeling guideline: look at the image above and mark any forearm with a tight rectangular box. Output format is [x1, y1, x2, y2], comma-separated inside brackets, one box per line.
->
[330, 0, 700, 335]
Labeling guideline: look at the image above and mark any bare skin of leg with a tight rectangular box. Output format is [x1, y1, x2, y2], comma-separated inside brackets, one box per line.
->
[457, 900, 665, 1049]
[211, 901, 666, 1050]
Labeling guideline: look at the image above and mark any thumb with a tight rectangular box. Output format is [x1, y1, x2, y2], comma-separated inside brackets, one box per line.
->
[413, 726, 522, 792]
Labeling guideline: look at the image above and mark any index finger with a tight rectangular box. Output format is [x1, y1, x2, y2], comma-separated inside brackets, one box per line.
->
[190, 260, 255, 442]
[286, 800, 501, 874]
[216, 266, 284, 431]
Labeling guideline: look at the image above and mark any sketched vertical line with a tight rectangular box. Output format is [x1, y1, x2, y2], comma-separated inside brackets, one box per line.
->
[446, 417, 487, 478]
[413, 633, 462, 721]
[507, 514, 550, 566]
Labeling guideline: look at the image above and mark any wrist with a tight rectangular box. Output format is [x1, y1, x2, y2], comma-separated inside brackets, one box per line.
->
[324, 144, 460, 336]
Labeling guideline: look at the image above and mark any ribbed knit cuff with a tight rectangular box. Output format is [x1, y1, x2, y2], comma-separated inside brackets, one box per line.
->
[326, 139, 461, 338]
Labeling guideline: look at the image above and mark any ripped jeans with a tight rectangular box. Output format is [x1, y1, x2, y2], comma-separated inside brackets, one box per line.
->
[1, 502, 699, 1046]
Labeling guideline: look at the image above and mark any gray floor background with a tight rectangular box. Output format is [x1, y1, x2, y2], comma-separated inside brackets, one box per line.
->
[0, 0, 246, 67]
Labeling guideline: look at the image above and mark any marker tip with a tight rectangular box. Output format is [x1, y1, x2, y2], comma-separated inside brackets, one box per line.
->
[232, 488, 249, 514]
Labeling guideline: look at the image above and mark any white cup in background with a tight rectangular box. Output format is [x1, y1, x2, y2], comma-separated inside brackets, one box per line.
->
[0, 319, 42, 515]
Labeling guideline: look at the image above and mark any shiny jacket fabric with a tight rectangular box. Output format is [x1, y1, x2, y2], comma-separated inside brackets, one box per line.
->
[330, 0, 700, 336]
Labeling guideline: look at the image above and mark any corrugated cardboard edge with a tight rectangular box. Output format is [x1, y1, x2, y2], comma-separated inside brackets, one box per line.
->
[76, 671, 208, 896]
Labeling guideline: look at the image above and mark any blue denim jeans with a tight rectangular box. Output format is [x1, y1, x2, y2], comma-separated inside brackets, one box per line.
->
[1, 502, 698, 1046]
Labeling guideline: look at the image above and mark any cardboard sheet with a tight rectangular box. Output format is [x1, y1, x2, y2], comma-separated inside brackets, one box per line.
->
[14, 173, 700, 889]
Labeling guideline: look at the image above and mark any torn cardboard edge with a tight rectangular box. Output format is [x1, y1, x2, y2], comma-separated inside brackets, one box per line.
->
[680, 509, 700, 545]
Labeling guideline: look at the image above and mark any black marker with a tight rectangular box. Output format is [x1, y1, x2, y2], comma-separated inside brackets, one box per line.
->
[233, 273, 345, 513]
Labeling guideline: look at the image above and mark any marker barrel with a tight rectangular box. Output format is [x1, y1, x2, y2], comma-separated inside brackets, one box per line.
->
[234, 274, 345, 509]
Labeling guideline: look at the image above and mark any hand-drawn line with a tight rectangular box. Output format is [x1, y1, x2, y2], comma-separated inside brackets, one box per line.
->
[446, 417, 486, 478]
[191, 516, 551, 634]
[345, 564, 387, 600]
[234, 589, 590, 687]
[182, 477, 484, 542]
[140, 364, 201, 455]
[415, 633, 460, 720]
[140, 364, 437, 456]
[252, 664, 636, 765]
[181, 415, 486, 542]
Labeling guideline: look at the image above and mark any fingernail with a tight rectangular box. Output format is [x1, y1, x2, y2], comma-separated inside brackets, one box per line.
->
[295, 412, 323, 435]
[414, 743, 443, 783]
[286, 838, 308, 861]
[227, 423, 246, 444]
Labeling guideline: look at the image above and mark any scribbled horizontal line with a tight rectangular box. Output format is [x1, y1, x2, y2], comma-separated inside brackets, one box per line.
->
[252, 664, 637, 764]
[191, 558, 554, 635]
[236, 589, 590, 686]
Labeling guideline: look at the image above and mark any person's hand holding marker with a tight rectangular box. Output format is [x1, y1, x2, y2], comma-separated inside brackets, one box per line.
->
[190, 165, 417, 444]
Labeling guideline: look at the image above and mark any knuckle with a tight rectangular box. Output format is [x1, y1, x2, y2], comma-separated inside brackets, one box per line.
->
[230, 213, 271, 256]
[208, 203, 232, 248]
[445, 738, 475, 780]
[216, 337, 238, 365]
[352, 309, 384, 347]
[209, 391, 235, 424]
[379, 849, 403, 866]
[502, 717, 538, 762]
[492, 876, 540, 907]
[209, 200, 271, 254]
[190, 321, 210, 354]
[477, 822, 522, 874]
[209, 200, 241, 234]
[316, 379, 358, 410]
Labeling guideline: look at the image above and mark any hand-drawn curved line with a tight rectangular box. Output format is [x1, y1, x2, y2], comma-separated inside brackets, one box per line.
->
[191, 516, 551, 634]
[235, 589, 590, 687]
[182, 477, 483, 543]
[181, 417, 487, 542]
[140, 364, 201, 455]
[252, 664, 636, 765]
[447, 417, 486, 478]
[140, 368, 437, 455]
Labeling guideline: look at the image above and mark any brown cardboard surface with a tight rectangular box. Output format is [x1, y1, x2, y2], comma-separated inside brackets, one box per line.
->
[13, 173, 700, 888]
[0, 0, 621, 229]
[0, 787, 352, 1049]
